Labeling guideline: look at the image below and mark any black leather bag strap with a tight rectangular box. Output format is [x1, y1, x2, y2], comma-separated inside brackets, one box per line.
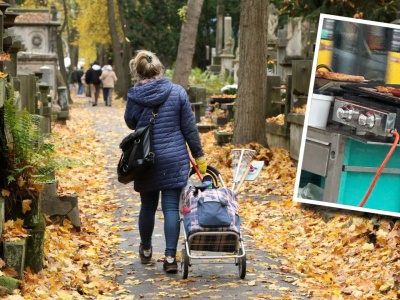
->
[148, 105, 159, 156]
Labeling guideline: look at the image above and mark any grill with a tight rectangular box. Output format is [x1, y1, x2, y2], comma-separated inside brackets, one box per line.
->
[340, 83, 400, 106]
[327, 83, 400, 138]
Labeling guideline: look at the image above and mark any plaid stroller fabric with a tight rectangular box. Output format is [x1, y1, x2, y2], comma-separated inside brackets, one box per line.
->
[182, 186, 240, 235]
[187, 230, 240, 252]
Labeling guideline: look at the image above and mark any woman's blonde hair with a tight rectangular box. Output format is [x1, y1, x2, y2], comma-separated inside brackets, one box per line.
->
[129, 50, 163, 80]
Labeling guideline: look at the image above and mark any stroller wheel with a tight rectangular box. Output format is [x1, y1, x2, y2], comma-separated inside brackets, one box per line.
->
[181, 248, 189, 279]
[238, 248, 246, 279]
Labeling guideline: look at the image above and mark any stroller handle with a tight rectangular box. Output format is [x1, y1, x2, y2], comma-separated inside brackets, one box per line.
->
[189, 155, 203, 181]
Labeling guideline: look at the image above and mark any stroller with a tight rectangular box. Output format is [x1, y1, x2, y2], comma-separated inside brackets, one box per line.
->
[180, 149, 263, 279]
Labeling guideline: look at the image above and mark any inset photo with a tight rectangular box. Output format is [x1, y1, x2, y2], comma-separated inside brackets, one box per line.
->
[294, 14, 400, 217]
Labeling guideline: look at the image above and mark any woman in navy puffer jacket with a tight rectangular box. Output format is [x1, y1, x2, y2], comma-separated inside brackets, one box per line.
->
[124, 50, 207, 273]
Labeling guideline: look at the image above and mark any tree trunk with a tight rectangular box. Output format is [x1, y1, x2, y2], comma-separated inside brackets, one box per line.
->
[68, 28, 79, 68]
[232, 0, 268, 146]
[118, 1, 133, 98]
[108, 0, 129, 99]
[172, 0, 204, 89]
[121, 40, 133, 96]
[57, 0, 72, 104]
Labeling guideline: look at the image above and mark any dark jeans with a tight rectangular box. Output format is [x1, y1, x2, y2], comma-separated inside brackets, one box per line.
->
[139, 188, 181, 257]
[102, 88, 113, 105]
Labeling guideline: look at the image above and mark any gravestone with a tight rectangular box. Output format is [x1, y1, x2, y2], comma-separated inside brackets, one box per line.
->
[216, 0, 224, 57]
[267, 4, 279, 62]
[220, 16, 235, 81]
[286, 18, 303, 58]
[8, 7, 60, 99]
[17, 72, 36, 114]
[57, 86, 68, 111]
[56, 86, 69, 123]
[207, 1, 224, 73]
[268, 4, 278, 43]
[39, 82, 51, 133]
[17, 52, 57, 100]
[39, 66, 50, 85]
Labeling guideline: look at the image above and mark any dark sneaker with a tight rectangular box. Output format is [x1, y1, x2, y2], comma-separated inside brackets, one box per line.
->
[163, 256, 178, 273]
[139, 244, 152, 264]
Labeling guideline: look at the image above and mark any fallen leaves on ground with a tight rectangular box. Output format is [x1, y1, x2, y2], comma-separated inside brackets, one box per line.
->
[4, 95, 400, 299]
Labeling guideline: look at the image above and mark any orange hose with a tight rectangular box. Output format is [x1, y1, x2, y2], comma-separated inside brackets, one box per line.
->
[358, 130, 400, 207]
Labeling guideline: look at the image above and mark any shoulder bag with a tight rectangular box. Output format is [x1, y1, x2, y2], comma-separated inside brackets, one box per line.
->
[117, 106, 159, 184]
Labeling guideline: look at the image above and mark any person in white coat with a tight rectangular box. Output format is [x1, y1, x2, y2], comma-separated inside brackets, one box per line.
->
[99, 65, 118, 106]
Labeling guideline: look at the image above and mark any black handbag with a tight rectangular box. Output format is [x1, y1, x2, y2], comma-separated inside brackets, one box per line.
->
[117, 106, 159, 184]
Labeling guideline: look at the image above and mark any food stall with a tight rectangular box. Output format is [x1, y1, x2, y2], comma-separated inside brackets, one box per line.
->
[298, 15, 400, 216]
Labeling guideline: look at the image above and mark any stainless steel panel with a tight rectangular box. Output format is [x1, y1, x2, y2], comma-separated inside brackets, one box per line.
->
[302, 126, 347, 203]
[343, 166, 400, 174]
[332, 97, 396, 137]
[302, 139, 330, 176]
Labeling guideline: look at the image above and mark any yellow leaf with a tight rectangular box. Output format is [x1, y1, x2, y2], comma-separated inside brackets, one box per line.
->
[14, 219, 24, 227]
[1, 189, 10, 197]
[22, 199, 32, 214]
[323, 273, 334, 283]
[248, 280, 257, 286]
[379, 284, 391, 293]
[362, 243, 375, 251]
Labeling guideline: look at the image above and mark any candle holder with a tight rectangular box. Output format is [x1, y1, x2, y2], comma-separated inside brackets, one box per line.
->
[0, 3, 10, 15]
[4, 12, 19, 29]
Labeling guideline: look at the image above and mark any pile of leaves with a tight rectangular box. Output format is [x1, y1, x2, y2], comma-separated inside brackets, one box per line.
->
[266, 114, 285, 126]
[241, 199, 400, 298]
[266, 105, 307, 126]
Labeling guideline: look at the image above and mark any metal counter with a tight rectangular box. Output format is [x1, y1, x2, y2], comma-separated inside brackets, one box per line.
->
[302, 124, 400, 211]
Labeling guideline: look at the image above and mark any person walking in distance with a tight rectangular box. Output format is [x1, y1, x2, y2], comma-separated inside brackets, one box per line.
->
[124, 50, 207, 273]
[68, 66, 79, 96]
[99, 65, 117, 106]
[77, 66, 85, 97]
[85, 62, 102, 106]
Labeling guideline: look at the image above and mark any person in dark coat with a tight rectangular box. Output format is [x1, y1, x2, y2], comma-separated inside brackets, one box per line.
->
[85, 62, 102, 106]
[124, 50, 207, 273]
[68, 66, 79, 95]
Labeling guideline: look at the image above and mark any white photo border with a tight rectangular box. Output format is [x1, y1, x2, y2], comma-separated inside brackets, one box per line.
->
[293, 13, 400, 218]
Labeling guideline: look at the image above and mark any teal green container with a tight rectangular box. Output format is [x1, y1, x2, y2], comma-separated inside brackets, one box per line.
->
[338, 138, 400, 212]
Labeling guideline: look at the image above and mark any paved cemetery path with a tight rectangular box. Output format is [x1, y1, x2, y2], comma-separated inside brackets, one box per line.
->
[73, 98, 308, 299]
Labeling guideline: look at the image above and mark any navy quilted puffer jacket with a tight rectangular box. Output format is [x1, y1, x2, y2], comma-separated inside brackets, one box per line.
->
[124, 77, 204, 192]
